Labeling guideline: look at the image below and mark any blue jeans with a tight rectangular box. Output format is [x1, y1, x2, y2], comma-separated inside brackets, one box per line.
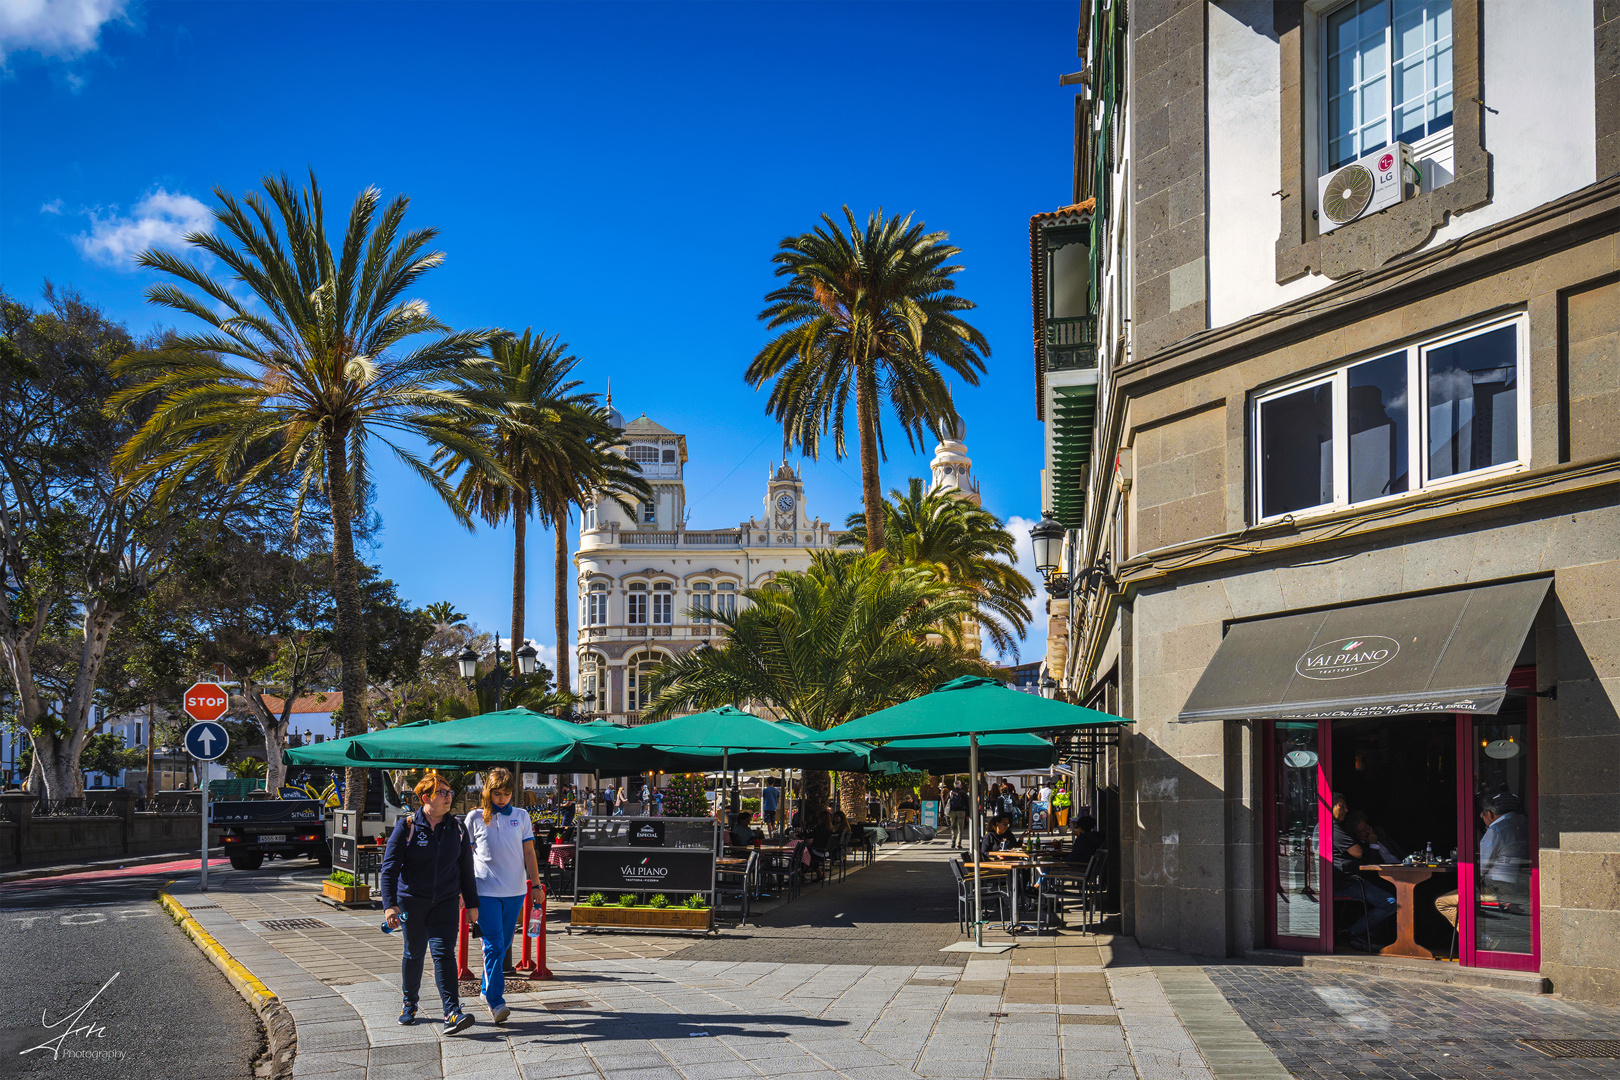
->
[477, 894, 524, 1008]
[1333, 873, 1396, 943]
[401, 897, 462, 1017]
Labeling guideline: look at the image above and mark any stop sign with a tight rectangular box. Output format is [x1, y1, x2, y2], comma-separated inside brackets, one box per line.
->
[182, 682, 230, 722]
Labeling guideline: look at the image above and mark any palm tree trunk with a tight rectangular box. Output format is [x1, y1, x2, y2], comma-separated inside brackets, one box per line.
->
[553, 508, 572, 696]
[838, 771, 867, 822]
[853, 356, 886, 555]
[511, 507, 527, 659]
[802, 769, 830, 820]
[326, 432, 370, 814]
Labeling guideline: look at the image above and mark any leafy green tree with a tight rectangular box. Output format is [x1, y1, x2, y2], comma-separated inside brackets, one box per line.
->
[78, 733, 145, 784]
[436, 329, 648, 696]
[641, 550, 991, 818]
[111, 173, 504, 812]
[841, 478, 1034, 659]
[746, 208, 990, 555]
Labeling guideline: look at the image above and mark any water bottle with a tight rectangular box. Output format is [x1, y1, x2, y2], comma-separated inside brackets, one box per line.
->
[381, 910, 407, 934]
[527, 916, 543, 938]
[1424, 841, 1434, 863]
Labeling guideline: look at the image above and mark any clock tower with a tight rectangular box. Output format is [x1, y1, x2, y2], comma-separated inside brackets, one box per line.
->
[765, 462, 806, 541]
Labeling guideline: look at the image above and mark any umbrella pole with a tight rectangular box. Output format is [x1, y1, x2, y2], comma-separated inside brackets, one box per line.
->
[971, 732, 983, 948]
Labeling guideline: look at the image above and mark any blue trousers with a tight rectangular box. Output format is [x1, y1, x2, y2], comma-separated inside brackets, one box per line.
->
[400, 897, 461, 1017]
[1334, 873, 1396, 942]
[478, 894, 524, 1008]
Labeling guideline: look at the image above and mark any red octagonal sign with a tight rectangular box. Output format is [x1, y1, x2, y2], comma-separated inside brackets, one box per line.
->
[183, 681, 230, 722]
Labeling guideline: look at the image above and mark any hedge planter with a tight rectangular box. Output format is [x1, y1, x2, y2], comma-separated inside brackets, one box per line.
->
[320, 881, 371, 905]
[568, 905, 713, 934]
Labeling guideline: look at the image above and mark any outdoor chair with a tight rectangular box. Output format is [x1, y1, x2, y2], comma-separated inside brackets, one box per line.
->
[951, 858, 1009, 934]
[715, 849, 758, 926]
[762, 845, 803, 902]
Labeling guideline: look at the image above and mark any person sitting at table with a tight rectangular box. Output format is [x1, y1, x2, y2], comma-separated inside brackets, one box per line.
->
[728, 811, 761, 847]
[1435, 791, 1530, 930]
[1330, 792, 1396, 950]
[1065, 814, 1104, 866]
[1346, 810, 1404, 864]
[804, 808, 834, 868]
[979, 813, 1020, 860]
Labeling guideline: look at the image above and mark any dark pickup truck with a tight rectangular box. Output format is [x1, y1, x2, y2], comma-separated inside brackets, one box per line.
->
[211, 768, 408, 871]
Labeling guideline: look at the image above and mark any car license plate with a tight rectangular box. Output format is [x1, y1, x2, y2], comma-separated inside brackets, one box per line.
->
[260, 834, 287, 843]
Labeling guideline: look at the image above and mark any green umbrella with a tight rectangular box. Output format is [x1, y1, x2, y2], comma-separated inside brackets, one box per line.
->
[869, 732, 1057, 774]
[282, 709, 630, 770]
[811, 675, 1129, 949]
[594, 706, 873, 770]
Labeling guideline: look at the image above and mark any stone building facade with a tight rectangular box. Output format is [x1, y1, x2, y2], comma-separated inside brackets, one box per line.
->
[1035, 0, 1620, 1001]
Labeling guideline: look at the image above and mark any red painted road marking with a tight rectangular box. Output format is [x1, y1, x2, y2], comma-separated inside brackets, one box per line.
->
[0, 857, 229, 891]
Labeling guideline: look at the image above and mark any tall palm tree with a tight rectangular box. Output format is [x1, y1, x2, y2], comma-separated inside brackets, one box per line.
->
[746, 207, 991, 555]
[111, 172, 502, 811]
[841, 478, 1035, 659]
[642, 549, 991, 818]
[435, 331, 648, 696]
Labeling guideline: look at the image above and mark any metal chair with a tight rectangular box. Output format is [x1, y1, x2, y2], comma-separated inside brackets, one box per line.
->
[715, 850, 758, 926]
[951, 858, 1010, 934]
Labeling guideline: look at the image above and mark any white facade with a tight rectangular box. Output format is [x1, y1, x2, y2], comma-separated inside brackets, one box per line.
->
[574, 412, 842, 725]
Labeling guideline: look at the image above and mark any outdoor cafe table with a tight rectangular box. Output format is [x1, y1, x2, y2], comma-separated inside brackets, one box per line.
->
[964, 858, 1050, 933]
[1362, 862, 1453, 960]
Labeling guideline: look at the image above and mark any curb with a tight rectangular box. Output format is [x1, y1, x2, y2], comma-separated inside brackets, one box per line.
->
[158, 889, 296, 1080]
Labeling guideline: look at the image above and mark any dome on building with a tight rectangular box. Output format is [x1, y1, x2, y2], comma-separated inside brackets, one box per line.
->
[937, 414, 967, 443]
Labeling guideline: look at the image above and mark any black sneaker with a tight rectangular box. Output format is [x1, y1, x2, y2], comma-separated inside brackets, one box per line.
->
[443, 1009, 473, 1035]
[397, 1005, 416, 1026]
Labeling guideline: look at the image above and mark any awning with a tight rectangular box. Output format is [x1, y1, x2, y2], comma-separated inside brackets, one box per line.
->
[1176, 578, 1551, 722]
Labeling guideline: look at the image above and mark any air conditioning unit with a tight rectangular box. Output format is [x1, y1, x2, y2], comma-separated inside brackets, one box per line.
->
[1316, 144, 1420, 233]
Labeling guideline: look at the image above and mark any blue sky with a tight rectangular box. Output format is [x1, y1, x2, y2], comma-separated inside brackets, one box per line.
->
[2, 0, 1075, 674]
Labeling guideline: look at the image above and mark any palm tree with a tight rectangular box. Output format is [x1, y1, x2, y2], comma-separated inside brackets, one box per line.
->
[422, 601, 468, 631]
[841, 478, 1035, 659]
[435, 330, 649, 696]
[111, 172, 503, 811]
[746, 207, 991, 555]
[641, 549, 991, 818]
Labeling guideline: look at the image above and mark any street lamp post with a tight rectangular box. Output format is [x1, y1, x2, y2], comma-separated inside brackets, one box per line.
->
[458, 639, 541, 712]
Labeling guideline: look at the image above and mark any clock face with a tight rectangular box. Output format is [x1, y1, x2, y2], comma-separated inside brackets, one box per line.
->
[775, 493, 795, 514]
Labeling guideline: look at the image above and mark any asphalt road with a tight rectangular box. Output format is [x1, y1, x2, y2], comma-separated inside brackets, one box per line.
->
[0, 857, 262, 1080]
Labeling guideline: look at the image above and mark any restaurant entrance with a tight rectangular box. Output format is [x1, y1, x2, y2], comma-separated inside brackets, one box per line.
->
[1264, 668, 1538, 969]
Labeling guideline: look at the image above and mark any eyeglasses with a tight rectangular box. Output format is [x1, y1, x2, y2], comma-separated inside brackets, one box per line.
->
[431, 789, 453, 799]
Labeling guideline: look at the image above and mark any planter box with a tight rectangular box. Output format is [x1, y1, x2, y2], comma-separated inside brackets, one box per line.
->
[321, 881, 370, 904]
[569, 905, 712, 933]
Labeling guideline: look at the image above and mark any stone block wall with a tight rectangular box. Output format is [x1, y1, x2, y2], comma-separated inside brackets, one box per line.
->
[1131, 404, 1227, 554]
[1562, 274, 1620, 463]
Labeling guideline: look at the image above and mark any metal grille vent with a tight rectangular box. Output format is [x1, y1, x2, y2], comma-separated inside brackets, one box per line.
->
[1520, 1039, 1620, 1059]
[259, 918, 329, 931]
[543, 1000, 591, 1010]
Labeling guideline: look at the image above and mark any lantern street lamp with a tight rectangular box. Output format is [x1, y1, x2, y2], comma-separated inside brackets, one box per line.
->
[459, 638, 541, 712]
[1039, 676, 1059, 701]
[1029, 513, 1071, 598]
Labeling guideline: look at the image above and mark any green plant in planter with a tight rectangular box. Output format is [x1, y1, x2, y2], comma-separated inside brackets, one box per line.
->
[683, 894, 709, 910]
[649, 894, 669, 909]
[585, 893, 606, 906]
[325, 870, 356, 887]
[617, 893, 638, 907]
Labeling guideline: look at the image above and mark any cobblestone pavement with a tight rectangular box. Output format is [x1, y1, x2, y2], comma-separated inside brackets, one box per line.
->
[1207, 964, 1620, 1080]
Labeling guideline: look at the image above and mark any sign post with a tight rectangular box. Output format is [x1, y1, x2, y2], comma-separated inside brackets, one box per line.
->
[183, 681, 231, 892]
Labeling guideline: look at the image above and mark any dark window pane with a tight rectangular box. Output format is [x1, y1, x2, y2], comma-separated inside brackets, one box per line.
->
[1426, 325, 1517, 479]
[1348, 351, 1409, 502]
[1261, 384, 1334, 517]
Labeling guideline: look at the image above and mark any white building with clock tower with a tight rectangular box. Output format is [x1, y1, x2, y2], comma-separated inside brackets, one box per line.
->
[574, 408, 841, 725]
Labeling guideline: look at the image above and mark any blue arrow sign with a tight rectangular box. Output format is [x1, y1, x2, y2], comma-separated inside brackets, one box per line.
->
[185, 721, 229, 761]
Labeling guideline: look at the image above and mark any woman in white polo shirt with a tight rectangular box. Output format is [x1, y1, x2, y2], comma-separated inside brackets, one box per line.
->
[465, 769, 542, 1024]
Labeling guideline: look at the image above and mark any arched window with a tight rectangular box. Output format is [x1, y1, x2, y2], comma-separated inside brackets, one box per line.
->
[581, 654, 605, 712]
[651, 581, 674, 625]
[582, 502, 597, 530]
[690, 581, 712, 623]
[716, 581, 737, 619]
[625, 651, 662, 713]
[626, 582, 648, 625]
[586, 581, 609, 626]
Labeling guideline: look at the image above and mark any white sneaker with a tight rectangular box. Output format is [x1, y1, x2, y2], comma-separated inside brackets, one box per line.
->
[492, 1005, 510, 1025]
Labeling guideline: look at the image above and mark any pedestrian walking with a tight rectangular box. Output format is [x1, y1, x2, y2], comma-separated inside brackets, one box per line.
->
[381, 771, 480, 1033]
[761, 777, 781, 836]
[465, 768, 544, 1025]
[947, 783, 970, 848]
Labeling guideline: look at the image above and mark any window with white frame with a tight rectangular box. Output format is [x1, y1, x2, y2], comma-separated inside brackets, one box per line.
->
[626, 582, 648, 624]
[715, 581, 737, 619]
[651, 582, 674, 625]
[1323, 0, 1452, 172]
[582, 503, 597, 530]
[642, 500, 657, 524]
[581, 656, 602, 710]
[625, 651, 660, 713]
[628, 445, 660, 463]
[1253, 316, 1524, 520]
[585, 581, 608, 626]
[690, 581, 712, 623]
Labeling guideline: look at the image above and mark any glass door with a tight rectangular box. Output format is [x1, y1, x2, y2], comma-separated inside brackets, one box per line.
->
[1266, 720, 1331, 951]
[1457, 675, 1538, 970]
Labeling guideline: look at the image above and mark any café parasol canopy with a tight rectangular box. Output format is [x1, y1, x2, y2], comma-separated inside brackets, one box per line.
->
[869, 732, 1057, 774]
[589, 706, 877, 771]
[281, 708, 632, 770]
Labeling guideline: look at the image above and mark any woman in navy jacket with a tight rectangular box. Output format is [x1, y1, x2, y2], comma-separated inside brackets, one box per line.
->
[381, 771, 480, 1031]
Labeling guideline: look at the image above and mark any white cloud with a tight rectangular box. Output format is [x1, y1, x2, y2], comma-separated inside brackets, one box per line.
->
[992, 514, 1049, 669]
[0, 0, 128, 62]
[74, 188, 211, 269]
[39, 197, 63, 214]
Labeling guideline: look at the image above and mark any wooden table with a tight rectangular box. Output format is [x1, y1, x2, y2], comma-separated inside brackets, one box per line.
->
[965, 860, 1048, 931]
[1362, 863, 1451, 959]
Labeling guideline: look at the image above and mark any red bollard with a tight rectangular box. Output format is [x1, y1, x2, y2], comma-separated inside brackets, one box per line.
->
[457, 902, 474, 979]
[516, 885, 554, 980]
